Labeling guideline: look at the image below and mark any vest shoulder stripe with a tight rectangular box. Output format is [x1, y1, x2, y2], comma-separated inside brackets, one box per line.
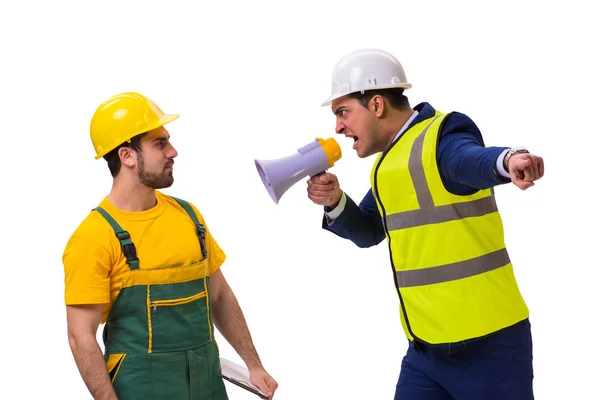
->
[408, 115, 442, 208]
[396, 248, 510, 287]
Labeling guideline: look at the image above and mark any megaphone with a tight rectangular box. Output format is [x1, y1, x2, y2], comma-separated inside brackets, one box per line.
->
[255, 137, 342, 204]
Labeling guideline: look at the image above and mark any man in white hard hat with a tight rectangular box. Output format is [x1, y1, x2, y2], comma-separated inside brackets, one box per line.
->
[306, 49, 544, 399]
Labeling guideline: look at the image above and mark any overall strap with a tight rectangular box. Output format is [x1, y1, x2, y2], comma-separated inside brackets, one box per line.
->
[93, 207, 140, 270]
[169, 196, 208, 260]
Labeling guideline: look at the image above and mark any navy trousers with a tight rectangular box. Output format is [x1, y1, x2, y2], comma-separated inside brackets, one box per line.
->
[394, 319, 534, 400]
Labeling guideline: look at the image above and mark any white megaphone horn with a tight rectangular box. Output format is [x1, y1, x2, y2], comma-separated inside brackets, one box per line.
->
[255, 137, 342, 204]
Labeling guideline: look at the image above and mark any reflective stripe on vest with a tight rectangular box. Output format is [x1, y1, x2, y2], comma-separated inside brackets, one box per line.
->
[371, 111, 529, 344]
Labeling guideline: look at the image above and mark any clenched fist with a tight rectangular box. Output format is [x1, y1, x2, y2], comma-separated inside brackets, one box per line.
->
[307, 173, 343, 208]
[507, 153, 544, 190]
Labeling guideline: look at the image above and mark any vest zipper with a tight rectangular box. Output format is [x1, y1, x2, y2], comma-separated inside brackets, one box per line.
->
[373, 125, 422, 344]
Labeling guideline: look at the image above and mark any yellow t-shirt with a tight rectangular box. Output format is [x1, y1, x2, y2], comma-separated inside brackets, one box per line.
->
[63, 191, 226, 324]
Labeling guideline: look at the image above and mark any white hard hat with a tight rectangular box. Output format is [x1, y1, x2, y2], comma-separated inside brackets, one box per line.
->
[322, 48, 412, 107]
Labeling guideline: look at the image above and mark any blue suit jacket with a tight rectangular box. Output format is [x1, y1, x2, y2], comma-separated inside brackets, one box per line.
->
[323, 102, 511, 248]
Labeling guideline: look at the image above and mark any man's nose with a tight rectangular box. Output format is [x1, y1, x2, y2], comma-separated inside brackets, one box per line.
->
[168, 144, 178, 158]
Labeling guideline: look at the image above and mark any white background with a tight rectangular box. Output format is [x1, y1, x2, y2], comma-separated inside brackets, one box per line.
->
[1, 0, 598, 399]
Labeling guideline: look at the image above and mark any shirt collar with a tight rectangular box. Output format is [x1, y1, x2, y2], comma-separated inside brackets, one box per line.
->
[391, 102, 436, 143]
[392, 110, 419, 142]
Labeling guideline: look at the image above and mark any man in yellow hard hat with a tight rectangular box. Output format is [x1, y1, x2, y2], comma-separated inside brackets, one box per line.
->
[63, 92, 278, 399]
[307, 49, 544, 399]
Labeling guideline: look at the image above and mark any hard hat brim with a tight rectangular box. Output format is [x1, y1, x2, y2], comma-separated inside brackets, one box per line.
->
[321, 83, 412, 107]
[156, 113, 180, 130]
[93, 113, 180, 159]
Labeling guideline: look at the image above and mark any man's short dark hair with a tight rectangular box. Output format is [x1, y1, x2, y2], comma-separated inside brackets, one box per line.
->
[103, 132, 146, 177]
[351, 88, 409, 111]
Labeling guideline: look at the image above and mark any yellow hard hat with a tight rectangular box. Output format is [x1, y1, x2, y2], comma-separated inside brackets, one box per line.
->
[90, 92, 180, 159]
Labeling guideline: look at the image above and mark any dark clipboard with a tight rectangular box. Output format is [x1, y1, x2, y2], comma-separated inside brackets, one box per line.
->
[219, 357, 269, 399]
[220, 373, 269, 399]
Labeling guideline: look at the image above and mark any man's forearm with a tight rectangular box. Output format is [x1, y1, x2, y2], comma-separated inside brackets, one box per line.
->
[69, 333, 117, 400]
[322, 191, 386, 248]
[211, 290, 263, 369]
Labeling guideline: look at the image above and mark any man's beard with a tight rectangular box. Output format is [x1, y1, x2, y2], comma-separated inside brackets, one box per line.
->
[138, 155, 174, 189]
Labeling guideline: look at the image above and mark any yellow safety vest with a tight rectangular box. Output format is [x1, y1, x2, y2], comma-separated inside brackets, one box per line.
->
[370, 110, 529, 345]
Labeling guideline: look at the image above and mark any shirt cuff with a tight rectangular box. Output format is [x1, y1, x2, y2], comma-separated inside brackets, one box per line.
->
[496, 149, 511, 179]
[324, 192, 347, 223]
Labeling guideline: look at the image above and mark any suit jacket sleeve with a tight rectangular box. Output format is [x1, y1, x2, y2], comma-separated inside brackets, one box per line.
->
[438, 112, 511, 193]
[321, 189, 385, 248]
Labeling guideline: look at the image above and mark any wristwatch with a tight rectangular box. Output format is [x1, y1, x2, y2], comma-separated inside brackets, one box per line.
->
[503, 147, 529, 171]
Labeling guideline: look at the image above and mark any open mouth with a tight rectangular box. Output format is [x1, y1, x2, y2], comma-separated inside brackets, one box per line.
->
[351, 136, 358, 149]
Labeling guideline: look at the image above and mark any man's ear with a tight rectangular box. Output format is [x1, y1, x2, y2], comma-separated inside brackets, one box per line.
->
[118, 147, 137, 168]
[371, 95, 385, 117]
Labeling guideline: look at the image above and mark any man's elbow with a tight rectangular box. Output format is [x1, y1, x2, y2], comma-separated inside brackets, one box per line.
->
[68, 329, 89, 352]
[355, 241, 375, 248]
[354, 234, 385, 248]
[68, 332, 77, 353]
[67, 323, 99, 355]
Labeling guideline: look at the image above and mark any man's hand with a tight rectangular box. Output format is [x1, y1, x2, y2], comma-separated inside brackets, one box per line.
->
[249, 366, 278, 400]
[307, 173, 342, 208]
[508, 153, 544, 190]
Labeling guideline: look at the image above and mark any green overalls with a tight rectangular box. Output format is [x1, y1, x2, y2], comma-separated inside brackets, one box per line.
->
[95, 197, 228, 400]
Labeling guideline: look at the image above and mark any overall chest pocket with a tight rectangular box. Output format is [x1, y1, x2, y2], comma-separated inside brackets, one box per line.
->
[148, 279, 213, 352]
